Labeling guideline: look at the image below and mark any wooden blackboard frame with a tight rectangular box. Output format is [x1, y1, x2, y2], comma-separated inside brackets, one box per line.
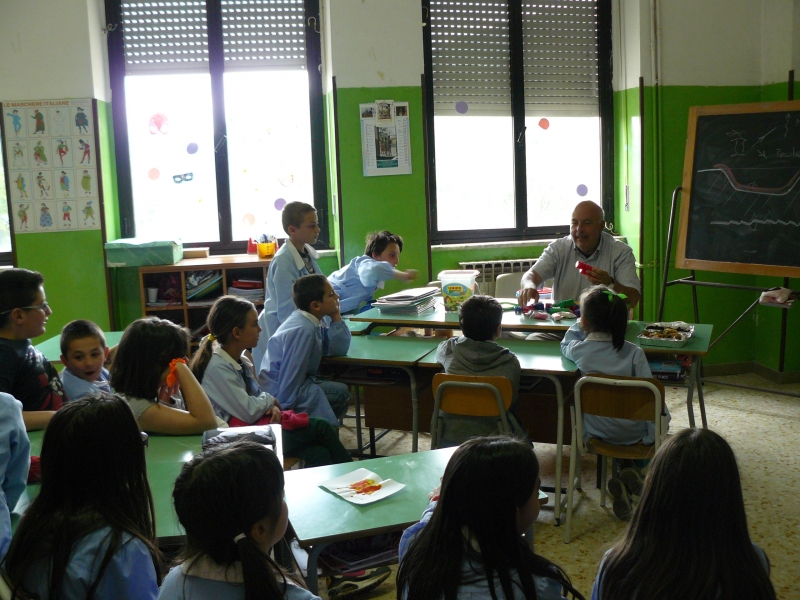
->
[676, 100, 800, 278]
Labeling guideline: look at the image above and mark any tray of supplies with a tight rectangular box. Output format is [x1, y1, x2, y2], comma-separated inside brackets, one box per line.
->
[637, 322, 694, 348]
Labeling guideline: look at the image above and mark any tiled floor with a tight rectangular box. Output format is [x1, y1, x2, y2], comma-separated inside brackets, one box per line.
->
[315, 373, 800, 599]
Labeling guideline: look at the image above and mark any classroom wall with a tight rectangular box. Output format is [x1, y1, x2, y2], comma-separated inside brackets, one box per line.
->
[0, 0, 114, 337]
[612, 0, 800, 372]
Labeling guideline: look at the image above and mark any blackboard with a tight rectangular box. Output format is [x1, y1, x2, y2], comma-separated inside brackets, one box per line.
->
[676, 100, 800, 278]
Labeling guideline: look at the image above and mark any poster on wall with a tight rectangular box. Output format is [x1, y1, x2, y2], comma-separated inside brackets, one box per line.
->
[360, 100, 411, 176]
[2, 98, 100, 233]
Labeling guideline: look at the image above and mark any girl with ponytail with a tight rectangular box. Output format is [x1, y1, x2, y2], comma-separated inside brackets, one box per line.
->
[158, 440, 318, 600]
[560, 285, 671, 519]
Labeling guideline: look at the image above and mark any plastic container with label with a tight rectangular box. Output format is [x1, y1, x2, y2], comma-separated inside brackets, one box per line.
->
[438, 270, 479, 312]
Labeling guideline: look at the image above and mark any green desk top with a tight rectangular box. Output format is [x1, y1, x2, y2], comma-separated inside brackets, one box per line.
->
[16, 431, 205, 542]
[344, 318, 371, 335]
[418, 339, 578, 375]
[324, 335, 443, 367]
[35, 331, 125, 365]
[285, 448, 456, 547]
[350, 299, 570, 333]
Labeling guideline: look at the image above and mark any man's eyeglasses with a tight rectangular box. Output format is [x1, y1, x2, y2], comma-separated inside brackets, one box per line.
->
[0, 301, 50, 315]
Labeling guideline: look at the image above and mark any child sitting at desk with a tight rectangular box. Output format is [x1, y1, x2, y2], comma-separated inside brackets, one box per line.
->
[59, 319, 111, 401]
[159, 441, 320, 600]
[397, 436, 585, 600]
[328, 230, 418, 313]
[435, 295, 522, 446]
[190, 295, 351, 467]
[560, 285, 671, 520]
[0, 268, 66, 431]
[252, 201, 322, 374]
[110, 317, 221, 435]
[260, 275, 351, 427]
[5, 393, 161, 599]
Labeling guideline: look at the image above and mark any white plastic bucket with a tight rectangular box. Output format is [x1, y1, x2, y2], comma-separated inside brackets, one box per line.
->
[438, 270, 479, 312]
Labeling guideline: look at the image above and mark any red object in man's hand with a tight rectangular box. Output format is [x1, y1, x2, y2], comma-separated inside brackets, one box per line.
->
[575, 260, 591, 274]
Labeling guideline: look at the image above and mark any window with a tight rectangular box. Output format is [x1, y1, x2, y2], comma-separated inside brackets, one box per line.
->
[422, 0, 613, 243]
[106, 0, 328, 250]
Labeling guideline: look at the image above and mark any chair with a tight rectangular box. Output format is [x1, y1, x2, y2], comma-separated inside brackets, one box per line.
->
[494, 273, 523, 299]
[430, 374, 514, 449]
[563, 374, 667, 543]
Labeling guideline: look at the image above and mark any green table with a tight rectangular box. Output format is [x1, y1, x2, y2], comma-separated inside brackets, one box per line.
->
[325, 336, 443, 453]
[35, 331, 125, 365]
[284, 447, 456, 593]
[14, 427, 284, 544]
[350, 298, 570, 334]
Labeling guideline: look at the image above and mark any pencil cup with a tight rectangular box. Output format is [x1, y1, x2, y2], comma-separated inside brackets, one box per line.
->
[257, 242, 275, 258]
[146, 288, 159, 303]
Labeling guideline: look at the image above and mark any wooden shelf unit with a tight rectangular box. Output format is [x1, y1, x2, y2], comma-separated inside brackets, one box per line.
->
[139, 255, 272, 342]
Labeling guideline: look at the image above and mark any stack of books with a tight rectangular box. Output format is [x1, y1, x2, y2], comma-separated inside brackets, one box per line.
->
[372, 287, 439, 314]
[229, 279, 265, 303]
[186, 270, 223, 302]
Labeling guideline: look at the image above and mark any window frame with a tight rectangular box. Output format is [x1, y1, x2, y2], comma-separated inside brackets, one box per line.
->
[421, 0, 614, 245]
[105, 0, 330, 251]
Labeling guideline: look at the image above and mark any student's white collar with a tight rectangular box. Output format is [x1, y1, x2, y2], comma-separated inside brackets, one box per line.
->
[182, 555, 244, 582]
[285, 241, 319, 270]
[298, 309, 320, 327]
[214, 347, 242, 370]
[586, 332, 612, 342]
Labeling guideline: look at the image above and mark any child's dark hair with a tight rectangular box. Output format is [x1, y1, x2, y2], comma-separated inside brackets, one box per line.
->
[364, 230, 403, 257]
[0, 268, 44, 329]
[579, 285, 629, 351]
[60, 319, 107, 356]
[190, 295, 255, 383]
[459, 295, 502, 342]
[110, 317, 190, 400]
[281, 201, 316, 235]
[5, 393, 161, 598]
[173, 441, 300, 600]
[292, 274, 327, 312]
[397, 436, 585, 600]
[598, 428, 775, 600]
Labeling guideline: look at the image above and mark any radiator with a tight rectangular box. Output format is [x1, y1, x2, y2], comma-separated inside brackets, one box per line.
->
[457, 259, 537, 296]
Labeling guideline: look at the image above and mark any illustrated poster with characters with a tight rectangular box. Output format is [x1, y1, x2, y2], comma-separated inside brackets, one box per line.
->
[360, 100, 411, 176]
[2, 99, 100, 233]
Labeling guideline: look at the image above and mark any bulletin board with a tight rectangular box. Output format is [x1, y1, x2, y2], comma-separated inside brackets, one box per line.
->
[2, 98, 101, 234]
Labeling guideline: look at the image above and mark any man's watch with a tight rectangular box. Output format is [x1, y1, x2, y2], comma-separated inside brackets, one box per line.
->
[608, 276, 615, 287]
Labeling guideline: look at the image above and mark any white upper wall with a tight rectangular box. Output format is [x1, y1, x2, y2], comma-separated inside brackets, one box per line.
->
[0, 0, 110, 102]
[325, 0, 424, 89]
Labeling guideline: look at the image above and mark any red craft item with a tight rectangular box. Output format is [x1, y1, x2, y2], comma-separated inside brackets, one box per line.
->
[281, 410, 310, 431]
[166, 357, 187, 387]
[575, 260, 592, 274]
[28, 456, 41, 484]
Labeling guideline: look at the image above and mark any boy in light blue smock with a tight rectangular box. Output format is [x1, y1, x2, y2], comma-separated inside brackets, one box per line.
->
[252, 202, 322, 375]
[59, 319, 111, 401]
[0, 392, 30, 559]
[328, 230, 418, 314]
[260, 275, 351, 427]
[560, 285, 670, 520]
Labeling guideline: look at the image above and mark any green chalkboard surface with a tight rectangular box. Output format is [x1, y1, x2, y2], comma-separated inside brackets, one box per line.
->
[677, 100, 800, 278]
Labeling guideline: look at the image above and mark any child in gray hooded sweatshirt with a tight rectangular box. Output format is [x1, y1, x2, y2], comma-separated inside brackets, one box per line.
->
[435, 295, 522, 446]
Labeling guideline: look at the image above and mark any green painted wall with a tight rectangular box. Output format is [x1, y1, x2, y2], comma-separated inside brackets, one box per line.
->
[614, 82, 799, 370]
[334, 86, 429, 296]
[15, 231, 110, 340]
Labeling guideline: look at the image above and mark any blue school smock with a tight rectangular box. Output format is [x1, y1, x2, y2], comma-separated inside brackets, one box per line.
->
[201, 349, 274, 423]
[328, 256, 396, 314]
[560, 322, 670, 445]
[60, 367, 111, 401]
[259, 310, 350, 426]
[252, 242, 321, 374]
[21, 527, 158, 600]
[0, 392, 30, 558]
[158, 557, 320, 600]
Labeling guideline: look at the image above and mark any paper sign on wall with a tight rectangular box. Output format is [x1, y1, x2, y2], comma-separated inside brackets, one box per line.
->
[360, 100, 411, 176]
[3, 98, 100, 233]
